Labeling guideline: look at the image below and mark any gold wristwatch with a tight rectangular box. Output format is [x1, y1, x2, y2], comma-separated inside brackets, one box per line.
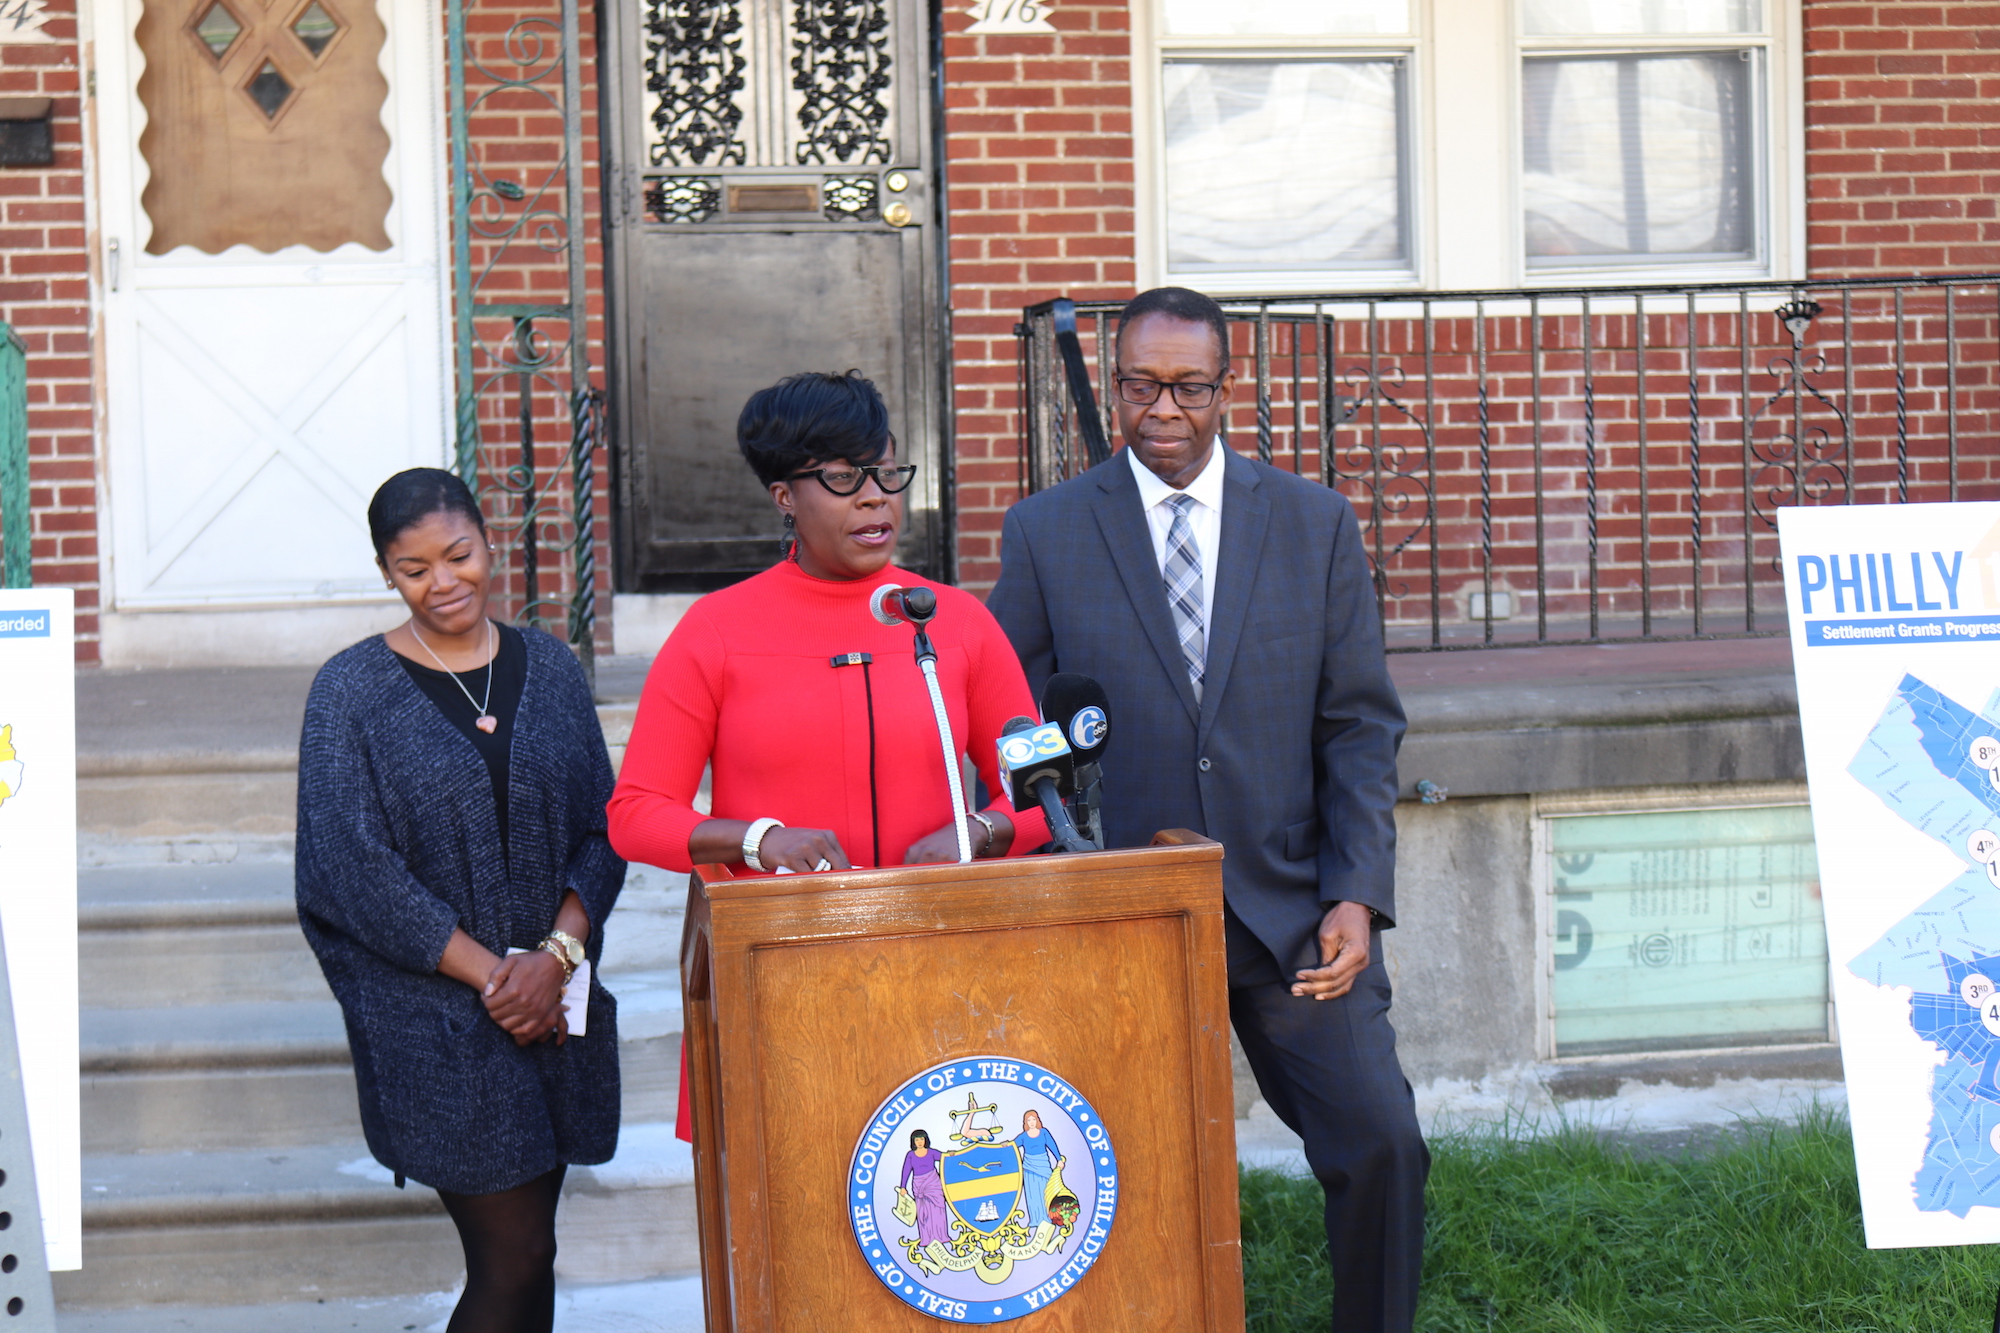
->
[540, 929, 585, 983]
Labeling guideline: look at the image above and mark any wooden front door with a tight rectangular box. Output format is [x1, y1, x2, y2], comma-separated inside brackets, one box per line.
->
[603, 0, 949, 592]
[95, 0, 449, 606]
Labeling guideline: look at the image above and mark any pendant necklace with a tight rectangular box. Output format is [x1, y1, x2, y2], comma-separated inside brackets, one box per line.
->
[410, 619, 498, 733]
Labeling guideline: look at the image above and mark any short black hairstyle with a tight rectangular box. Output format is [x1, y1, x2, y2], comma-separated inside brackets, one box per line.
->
[367, 467, 485, 560]
[1115, 286, 1231, 368]
[910, 1128, 930, 1150]
[737, 370, 893, 488]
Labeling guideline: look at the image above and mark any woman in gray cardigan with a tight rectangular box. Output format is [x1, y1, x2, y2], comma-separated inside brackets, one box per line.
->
[295, 468, 624, 1333]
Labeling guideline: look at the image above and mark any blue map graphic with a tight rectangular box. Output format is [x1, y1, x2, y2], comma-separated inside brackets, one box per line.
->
[1849, 674, 2000, 1216]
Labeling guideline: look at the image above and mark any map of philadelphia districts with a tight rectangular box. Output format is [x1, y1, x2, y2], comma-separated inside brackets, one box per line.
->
[1850, 675, 2000, 1216]
[0, 724, 21, 808]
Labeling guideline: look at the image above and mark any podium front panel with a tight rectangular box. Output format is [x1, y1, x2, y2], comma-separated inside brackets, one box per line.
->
[682, 838, 1244, 1332]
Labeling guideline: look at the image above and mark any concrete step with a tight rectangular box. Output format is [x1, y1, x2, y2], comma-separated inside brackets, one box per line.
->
[80, 1000, 683, 1154]
[57, 1125, 700, 1310]
[79, 860, 686, 1011]
[55, 1273, 708, 1332]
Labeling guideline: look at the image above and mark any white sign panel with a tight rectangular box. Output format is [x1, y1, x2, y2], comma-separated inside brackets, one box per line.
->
[0, 591, 78, 1269]
[965, 0, 1056, 34]
[1781, 502, 2000, 1248]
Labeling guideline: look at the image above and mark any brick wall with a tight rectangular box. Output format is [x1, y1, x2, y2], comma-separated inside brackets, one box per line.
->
[1804, 2, 2000, 275]
[940, 0, 1138, 591]
[1, 0, 97, 662]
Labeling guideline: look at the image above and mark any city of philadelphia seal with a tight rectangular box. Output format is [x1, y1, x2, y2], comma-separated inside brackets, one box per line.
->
[847, 1056, 1119, 1323]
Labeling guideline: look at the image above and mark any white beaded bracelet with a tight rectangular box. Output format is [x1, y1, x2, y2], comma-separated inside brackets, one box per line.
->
[742, 817, 784, 872]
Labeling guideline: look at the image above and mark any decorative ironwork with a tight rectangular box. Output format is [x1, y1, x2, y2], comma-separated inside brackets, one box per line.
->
[447, 0, 599, 683]
[1328, 357, 1436, 609]
[790, 0, 892, 165]
[1020, 276, 1996, 654]
[1747, 295, 1849, 535]
[821, 173, 878, 220]
[645, 0, 747, 167]
[644, 175, 721, 222]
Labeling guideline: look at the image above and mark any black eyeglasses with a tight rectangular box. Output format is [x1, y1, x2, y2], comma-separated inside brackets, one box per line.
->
[786, 463, 918, 496]
[1115, 376, 1224, 409]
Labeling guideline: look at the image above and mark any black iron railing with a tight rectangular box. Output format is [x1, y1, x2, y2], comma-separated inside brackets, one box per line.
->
[1018, 278, 2000, 651]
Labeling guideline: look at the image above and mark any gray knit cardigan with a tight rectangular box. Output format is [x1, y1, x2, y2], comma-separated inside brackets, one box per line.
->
[295, 628, 626, 1195]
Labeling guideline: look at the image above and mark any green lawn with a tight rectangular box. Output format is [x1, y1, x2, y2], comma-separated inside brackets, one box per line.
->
[1241, 1110, 2000, 1333]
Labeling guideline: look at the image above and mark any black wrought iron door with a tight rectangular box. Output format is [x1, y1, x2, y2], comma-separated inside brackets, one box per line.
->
[604, 0, 948, 591]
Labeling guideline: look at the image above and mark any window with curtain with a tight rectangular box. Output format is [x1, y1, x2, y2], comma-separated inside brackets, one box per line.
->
[1521, 0, 1766, 270]
[1141, 0, 1788, 289]
[1163, 59, 1407, 273]
[1154, 0, 1414, 285]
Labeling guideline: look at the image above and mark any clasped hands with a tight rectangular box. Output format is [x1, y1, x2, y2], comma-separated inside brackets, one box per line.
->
[437, 890, 589, 1047]
[480, 948, 569, 1047]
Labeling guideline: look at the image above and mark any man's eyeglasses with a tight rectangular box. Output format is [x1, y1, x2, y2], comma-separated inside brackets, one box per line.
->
[1115, 376, 1224, 409]
[786, 463, 918, 496]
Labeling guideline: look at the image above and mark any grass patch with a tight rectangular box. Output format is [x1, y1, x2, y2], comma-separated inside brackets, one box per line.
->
[1242, 1108, 2000, 1333]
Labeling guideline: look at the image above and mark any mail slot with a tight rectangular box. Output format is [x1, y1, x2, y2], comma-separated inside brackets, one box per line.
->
[0, 99, 53, 169]
[728, 183, 819, 214]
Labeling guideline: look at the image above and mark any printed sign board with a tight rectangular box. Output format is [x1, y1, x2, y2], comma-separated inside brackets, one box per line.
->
[1782, 502, 2000, 1247]
[0, 590, 78, 1269]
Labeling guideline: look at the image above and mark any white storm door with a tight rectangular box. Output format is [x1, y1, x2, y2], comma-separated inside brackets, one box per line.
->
[94, 0, 451, 607]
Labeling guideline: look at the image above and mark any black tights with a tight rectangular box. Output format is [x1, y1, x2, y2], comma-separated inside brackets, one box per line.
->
[437, 1165, 567, 1333]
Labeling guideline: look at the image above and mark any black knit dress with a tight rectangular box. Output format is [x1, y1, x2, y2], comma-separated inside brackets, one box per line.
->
[295, 625, 625, 1195]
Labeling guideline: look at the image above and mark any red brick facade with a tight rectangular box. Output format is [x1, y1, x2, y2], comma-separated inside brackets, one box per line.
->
[939, 0, 1135, 591]
[1804, 2, 2000, 275]
[1, 0, 96, 661]
[10, 0, 2000, 651]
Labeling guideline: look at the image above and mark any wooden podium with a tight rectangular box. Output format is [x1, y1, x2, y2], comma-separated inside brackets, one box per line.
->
[680, 831, 1244, 1332]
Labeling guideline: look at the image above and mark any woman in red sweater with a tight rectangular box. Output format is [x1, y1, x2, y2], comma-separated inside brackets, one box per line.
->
[607, 367, 1050, 884]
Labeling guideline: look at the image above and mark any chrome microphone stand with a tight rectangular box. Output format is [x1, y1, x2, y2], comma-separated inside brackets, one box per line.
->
[871, 584, 973, 864]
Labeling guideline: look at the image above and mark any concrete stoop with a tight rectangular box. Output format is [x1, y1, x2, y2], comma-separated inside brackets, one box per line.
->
[53, 1274, 711, 1332]
[64, 838, 695, 1314]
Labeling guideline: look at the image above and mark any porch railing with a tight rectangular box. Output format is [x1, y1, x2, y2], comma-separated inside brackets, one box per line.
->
[0, 324, 25, 590]
[1018, 277, 2000, 651]
[446, 0, 600, 685]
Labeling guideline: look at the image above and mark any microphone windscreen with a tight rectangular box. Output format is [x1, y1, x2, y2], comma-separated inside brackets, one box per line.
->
[1001, 715, 1037, 736]
[1039, 673, 1110, 760]
[869, 583, 903, 626]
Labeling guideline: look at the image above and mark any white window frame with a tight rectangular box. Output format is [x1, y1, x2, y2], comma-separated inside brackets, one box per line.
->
[1133, 0, 1805, 293]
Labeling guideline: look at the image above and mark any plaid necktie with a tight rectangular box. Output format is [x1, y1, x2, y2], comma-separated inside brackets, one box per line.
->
[1162, 493, 1206, 699]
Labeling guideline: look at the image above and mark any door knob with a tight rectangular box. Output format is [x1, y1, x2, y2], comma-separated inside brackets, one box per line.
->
[884, 201, 913, 227]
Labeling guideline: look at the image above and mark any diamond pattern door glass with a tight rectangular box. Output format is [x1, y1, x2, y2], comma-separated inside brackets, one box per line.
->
[192, 2, 241, 58]
[291, 1, 340, 57]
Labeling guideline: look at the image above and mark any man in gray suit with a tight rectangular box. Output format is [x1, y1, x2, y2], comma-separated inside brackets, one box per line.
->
[988, 286, 1427, 1331]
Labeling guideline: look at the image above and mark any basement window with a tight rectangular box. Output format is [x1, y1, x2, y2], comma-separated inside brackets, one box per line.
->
[1542, 800, 1827, 1057]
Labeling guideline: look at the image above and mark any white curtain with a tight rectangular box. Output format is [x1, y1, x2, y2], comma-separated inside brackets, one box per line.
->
[1164, 60, 1405, 271]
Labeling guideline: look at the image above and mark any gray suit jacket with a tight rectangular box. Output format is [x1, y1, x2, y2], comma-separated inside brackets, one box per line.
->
[988, 447, 1405, 972]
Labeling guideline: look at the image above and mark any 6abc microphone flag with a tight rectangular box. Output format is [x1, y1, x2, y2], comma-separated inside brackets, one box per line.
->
[997, 673, 1112, 856]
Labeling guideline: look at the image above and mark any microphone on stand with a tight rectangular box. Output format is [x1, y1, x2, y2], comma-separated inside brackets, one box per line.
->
[871, 583, 971, 863]
[996, 716, 1094, 855]
[1038, 674, 1110, 851]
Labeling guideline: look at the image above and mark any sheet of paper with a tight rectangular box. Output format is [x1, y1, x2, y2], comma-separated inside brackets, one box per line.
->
[503, 950, 590, 1036]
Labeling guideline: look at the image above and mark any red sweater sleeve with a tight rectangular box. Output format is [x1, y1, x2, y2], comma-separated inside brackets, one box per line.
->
[606, 611, 725, 874]
[958, 593, 1052, 857]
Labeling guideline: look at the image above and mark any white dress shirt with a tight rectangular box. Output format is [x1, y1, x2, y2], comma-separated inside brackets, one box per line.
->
[1129, 439, 1224, 636]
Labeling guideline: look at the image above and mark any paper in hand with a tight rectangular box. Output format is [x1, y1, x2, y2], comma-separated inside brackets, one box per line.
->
[506, 949, 591, 1036]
